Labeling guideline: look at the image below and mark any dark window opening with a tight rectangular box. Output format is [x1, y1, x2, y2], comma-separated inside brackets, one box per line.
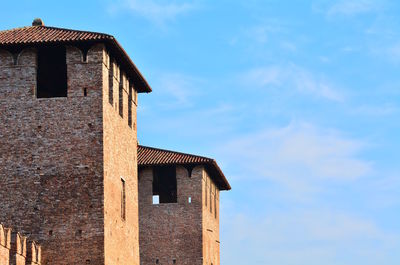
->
[210, 186, 212, 214]
[205, 179, 208, 207]
[128, 82, 133, 128]
[82, 49, 88, 62]
[121, 178, 126, 220]
[155, 259, 159, 264]
[119, 74, 123, 117]
[173, 258, 177, 264]
[108, 59, 114, 105]
[214, 193, 217, 219]
[37, 45, 67, 98]
[153, 166, 177, 203]
[83, 88, 88, 97]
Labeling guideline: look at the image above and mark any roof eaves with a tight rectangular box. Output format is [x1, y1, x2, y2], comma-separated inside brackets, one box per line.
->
[109, 38, 152, 93]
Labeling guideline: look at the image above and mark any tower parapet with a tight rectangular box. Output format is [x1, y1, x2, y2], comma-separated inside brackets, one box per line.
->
[0, 224, 41, 265]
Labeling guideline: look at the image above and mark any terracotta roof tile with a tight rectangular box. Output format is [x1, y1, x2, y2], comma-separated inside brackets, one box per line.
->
[138, 145, 231, 190]
[138, 145, 213, 165]
[0, 26, 113, 45]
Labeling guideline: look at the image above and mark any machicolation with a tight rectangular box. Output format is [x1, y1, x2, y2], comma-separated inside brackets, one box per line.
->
[0, 224, 41, 265]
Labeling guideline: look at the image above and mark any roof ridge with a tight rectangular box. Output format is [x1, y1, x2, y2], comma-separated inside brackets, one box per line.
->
[0, 25, 114, 39]
[138, 145, 213, 161]
[40, 25, 115, 39]
[0, 26, 31, 33]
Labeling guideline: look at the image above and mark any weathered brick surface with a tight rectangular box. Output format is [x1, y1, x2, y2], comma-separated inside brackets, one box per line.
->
[139, 165, 221, 265]
[103, 52, 139, 265]
[202, 170, 220, 265]
[0, 42, 139, 265]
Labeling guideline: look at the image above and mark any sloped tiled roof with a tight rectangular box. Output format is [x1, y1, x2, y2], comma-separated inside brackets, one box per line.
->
[0, 25, 113, 45]
[138, 145, 231, 190]
[0, 21, 151, 93]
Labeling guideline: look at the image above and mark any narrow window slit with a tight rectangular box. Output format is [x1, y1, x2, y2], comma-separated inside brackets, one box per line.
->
[121, 178, 126, 220]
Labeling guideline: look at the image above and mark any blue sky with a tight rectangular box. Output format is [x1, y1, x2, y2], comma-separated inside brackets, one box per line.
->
[2, 1, 400, 264]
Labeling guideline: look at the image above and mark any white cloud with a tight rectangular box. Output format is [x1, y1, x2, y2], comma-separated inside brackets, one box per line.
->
[362, 174, 400, 208]
[352, 103, 399, 116]
[221, 209, 398, 265]
[152, 73, 202, 108]
[245, 23, 285, 44]
[243, 64, 344, 102]
[114, 0, 197, 26]
[326, 0, 383, 17]
[374, 41, 400, 63]
[217, 121, 371, 199]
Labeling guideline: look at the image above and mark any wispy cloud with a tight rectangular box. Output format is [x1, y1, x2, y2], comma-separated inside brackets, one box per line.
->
[222, 209, 398, 265]
[242, 64, 344, 102]
[322, 0, 385, 17]
[217, 121, 371, 199]
[370, 41, 400, 63]
[352, 103, 399, 116]
[111, 0, 198, 26]
[151, 73, 202, 108]
[245, 22, 286, 44]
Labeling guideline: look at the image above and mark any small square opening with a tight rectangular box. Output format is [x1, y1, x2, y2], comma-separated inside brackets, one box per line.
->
[152, 195, 160, 205]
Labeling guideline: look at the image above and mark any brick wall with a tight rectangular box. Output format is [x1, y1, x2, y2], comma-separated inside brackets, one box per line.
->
[0, 45, 105, 264]
[103, 50, 139, 265]
[138, 165, 222, 265]
[138, 165, 205, 265]
[202, 170, 220, 265]
[0, 43, 140, 265]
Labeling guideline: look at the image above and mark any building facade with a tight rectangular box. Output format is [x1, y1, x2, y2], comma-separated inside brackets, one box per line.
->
[138, 146, 230, 265]
[0, 19, 230, 265]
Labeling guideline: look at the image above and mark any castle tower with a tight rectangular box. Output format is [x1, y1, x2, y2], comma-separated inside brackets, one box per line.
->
[0, 19, 151, 265]
[137, 145, 231, 265]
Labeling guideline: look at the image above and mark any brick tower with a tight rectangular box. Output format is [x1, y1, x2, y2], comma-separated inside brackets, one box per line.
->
[137, 145, 231, 265]
[0, 19, 151, 265]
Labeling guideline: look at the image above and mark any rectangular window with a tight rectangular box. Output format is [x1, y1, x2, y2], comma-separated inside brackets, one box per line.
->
[214, 192, 217, 219]
[128, 82, 133, 128]
[210, 184, 212, 214]
[134, 90, 138, 105]
[108, 60, 113, 105]
[205, 179, 208, 207]
[119, 74, 124, 117]
[152, 195, 160, 205]
[153, 166, 177, 203]
[37, 45, 67, 98]
[121, 178, 126, 220]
